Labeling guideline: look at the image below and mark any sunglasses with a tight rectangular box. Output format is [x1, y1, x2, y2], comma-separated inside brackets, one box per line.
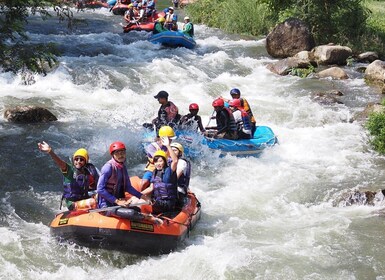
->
[74, 157, 85, 162]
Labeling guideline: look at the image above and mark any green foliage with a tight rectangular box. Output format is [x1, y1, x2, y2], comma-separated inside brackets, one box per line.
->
[289, 65, 315, 78]
[366, 111, 385, 154]
[0, 1, 70, 75]
[186, 0, 274, 36]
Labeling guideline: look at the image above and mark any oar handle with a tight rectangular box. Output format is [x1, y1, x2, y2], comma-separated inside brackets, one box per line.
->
[89, 201, 151, 213]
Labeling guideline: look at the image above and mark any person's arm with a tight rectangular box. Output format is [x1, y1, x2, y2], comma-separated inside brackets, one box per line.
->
[197, 115, 206, 132]
[162, 136, 178, 172]
[38, 141, 67, 171]
[97, 163, 119, 204]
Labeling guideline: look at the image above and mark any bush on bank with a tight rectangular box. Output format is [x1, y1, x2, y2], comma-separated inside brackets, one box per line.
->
[186, 0, 385, 58]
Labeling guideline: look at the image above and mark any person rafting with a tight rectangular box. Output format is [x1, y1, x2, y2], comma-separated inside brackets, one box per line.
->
[170, 142, 191, 207]
[140, 125, 175, 191]
[124, 4, 138, 28]
[182, 16, 194, 37]
[205, 98, 238, 139]
[37, 141, 100, 210]
[229, 98, 252, 139]
[164, 6, 177, 30]
[153, 17, 168, 34]
[97, 141, 147, 208]
[141, 136, 178, 214]
[151, 90, 181, 130]
[224, 88, 257, 134]
[179, 103, 205, 133]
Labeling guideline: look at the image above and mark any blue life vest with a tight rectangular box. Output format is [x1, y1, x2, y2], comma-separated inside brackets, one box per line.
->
[105, 159, 126, 199]
[63, 163, 97, 201]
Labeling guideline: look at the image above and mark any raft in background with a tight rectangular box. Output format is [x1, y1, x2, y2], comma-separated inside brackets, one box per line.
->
[149, 31, 196, 49]
[123, 11, 165, 33]
[143, 125, 278, 158]
[50, 176, 201, 255]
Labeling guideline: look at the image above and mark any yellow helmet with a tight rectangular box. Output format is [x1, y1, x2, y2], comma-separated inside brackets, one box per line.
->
[158, 17, 165, 23]
[170, 142, 184, 155]
[73, 148, 89, 163]
[153, 150, 167, 160]
[158, 125, 175, 138]
[128, 3, 133, 8]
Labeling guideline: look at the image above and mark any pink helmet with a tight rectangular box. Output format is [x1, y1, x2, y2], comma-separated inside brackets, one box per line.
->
[212, 98, 224, 107]
[109, 141, 126, 155]
[229, 98, 241, 108]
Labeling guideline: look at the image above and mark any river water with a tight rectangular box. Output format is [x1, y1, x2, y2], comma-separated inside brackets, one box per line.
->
[1, 5, 385, 280]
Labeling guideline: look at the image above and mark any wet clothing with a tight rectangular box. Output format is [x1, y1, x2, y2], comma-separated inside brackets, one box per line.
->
[182, 22, 194, 37]
[180, 113, 205, 132]
[97, 159, 142, 208]
[153, 21, 168, 34]
[176, 158, 190, 196]
[154, 101, 181, 129]
[239, 97, 256, 133]
[232, 109, 252, 139]
[215, 107, 238, 139]
[62, 163, 99, 210]
[151, 167, 178, 214]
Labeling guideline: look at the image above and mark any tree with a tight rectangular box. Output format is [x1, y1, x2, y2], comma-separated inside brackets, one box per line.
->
[0, 1, 74, 75]
[259, 0, 370, 46]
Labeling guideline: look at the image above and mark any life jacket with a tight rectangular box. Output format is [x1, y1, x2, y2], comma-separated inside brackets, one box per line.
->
[157, 101, 181, 126]
[62, 163, 97, 201]
[105, 159, 127, 199]
[183, 22, 194, 37]
[240, 109, 252, 131]
[240, 98, 256, 123]
[151, 167, 177, 201]
[217, 107, 237, 133]
[177, 158, 191, 195]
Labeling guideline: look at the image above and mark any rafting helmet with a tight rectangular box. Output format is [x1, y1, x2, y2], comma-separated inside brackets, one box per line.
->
[128, 3, 133, 8]
[158, 17, 165, 23]
[158, 126, 175, 138]
[229, 98, 242, 108]
[212, 98, 224, 107]
[171, 142, 184, 155]
[109, 141, 126, 155]
[230, 88, 241, 96]
[153, 150, 167, 161]
[73, 148, 89, 163]
[189, 103, 199, 110]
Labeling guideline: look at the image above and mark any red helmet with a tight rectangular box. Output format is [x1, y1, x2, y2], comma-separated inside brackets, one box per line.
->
[189, 103, 199, 110]
[109, 141, 126, 155]
[229, 99, 241, 108]
[212, 98, 224, 107]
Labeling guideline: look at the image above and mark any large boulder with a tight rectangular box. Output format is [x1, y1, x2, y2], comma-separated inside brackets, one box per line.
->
[4, 106, 57, 123]
[364, 60, 385, 83]
[312, 44, 352, 65]
[266, 57, 313, 76]
[266, 18, 315, 59]
[315, 67, 349, 80]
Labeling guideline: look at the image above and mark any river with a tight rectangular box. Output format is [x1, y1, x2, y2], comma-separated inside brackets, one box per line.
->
[1, 3, 385, 280]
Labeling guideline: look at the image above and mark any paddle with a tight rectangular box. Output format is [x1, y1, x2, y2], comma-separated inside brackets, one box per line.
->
[62, 201, 151, 218]
[89, 201, 151, 213]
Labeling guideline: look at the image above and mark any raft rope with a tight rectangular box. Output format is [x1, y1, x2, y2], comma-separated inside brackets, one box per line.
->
[156, 193, 201, 228]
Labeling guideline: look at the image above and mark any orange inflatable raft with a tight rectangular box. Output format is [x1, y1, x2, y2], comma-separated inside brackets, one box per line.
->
[50, 176, 201, 255]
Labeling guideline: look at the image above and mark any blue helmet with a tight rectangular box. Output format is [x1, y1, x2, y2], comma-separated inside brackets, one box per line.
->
[230, 88, 241, 95]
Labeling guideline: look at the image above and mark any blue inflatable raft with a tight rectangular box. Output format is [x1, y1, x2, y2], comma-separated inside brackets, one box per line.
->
[143, 126, 277, 158]
[149, 31, 196, 49]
